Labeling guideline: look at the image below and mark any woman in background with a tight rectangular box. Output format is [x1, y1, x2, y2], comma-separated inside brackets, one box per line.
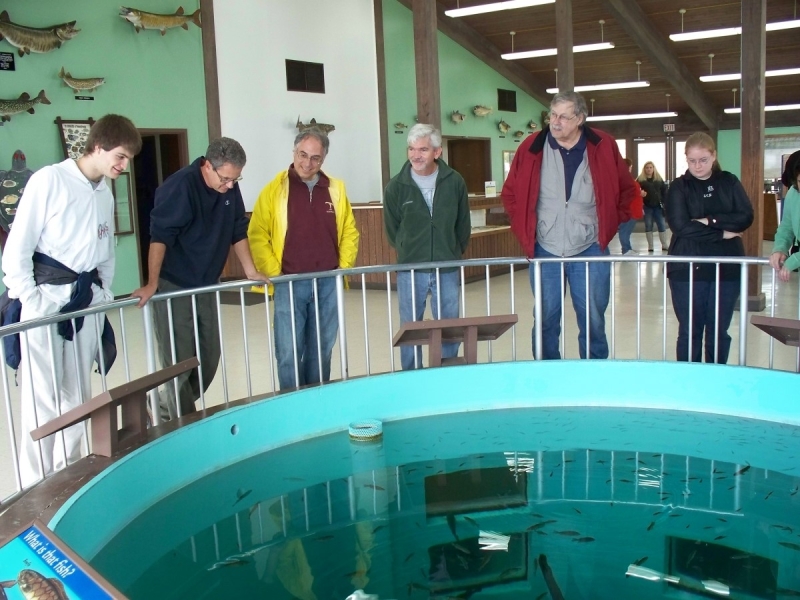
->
[665, 132, 753, 364]
[637, 161, 669, 252]
[769, 150, 800, 281]
[617, 158, 644, 255]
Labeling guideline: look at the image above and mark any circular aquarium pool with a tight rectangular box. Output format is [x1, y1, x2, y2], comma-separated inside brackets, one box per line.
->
[46, 362, 800, 599]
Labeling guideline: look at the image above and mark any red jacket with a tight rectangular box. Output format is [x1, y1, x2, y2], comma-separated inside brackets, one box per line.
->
[501, 126, 636, 257]
[631, 180, 644, 220]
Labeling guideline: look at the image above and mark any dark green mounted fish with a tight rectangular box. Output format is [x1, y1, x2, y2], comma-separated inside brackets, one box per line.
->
[119, 6, 202, 35]
[0, 11, 80, 57]
[0, 90, 50, 124]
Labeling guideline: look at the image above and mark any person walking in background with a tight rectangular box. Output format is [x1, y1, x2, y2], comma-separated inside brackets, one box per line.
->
[249, 129, 359, 389]
[384, 124, 471, 370]
[769, 150, 800, 281]
[132, 137, 269, 421]
[502, 92, 635, 360]
[617, 158, 644, 255]
[3, 115, 141, 486]
[665, 132, 753, 364]
[638, 161, 669, 253]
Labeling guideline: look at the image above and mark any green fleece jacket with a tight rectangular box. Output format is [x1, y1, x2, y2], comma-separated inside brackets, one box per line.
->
[383, 159, 471, 266]
[773, 186, 800, 271]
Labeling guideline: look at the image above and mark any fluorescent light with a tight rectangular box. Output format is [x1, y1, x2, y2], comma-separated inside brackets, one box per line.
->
[586, 111, 677, 122]
[700, 67, 800, 82]
[445, 0, 553, 17]
[502, 42, 614, 60]
[547, 81, 649, 93]
[670, 18, 800, 41]
[725, 104, 800, 113]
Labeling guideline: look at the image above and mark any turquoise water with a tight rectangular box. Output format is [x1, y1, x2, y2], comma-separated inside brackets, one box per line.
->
[90, 407, 800, 599]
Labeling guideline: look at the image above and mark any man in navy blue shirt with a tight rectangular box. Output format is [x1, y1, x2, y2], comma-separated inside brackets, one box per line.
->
[132, 137, 268, 421]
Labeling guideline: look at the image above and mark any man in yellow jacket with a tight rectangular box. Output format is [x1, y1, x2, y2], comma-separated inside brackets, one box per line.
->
[249, 129, 359, 389]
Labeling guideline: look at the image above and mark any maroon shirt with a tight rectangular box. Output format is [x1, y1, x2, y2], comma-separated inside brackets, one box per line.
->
[281, 166, 339, 275]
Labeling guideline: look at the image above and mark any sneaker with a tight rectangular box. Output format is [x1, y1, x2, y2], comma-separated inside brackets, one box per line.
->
[623, 249, 640, 256]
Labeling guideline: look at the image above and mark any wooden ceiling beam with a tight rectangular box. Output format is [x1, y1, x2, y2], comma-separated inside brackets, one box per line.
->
[397, 0, 551, 106]
[599, 0, 719, 130]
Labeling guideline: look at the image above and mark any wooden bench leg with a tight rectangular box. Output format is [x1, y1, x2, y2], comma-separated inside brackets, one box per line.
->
[464, 325, 478, 364]
[428, 329, 443, 367]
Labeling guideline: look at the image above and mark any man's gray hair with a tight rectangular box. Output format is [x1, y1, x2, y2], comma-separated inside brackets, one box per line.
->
[407, 123, 442, 149]
[206, 137, 247, 169]
[294, 128, 330, 157]
[550, 91, 589, 124]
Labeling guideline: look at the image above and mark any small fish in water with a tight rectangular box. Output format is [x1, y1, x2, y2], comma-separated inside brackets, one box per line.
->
[315, 534, 334, 541]
[714, 535, 727, 541]
[296, 116, 335, 134]
[0, 12, 80, 57]
[450, 110, 466, 124]
[119, 6, 201, 35]
[647, 521, 655, 531]
[573, 507, 582, 514]
[447, 514, 459, 540]
[233, 488, 252, 505]
[372, 525, 386, 534]
[451, 542, 470, 555]
[634, 556, 649, 566]
[779, 541, 800, 552]
[619, 478, 633, 483]
[513, 130, 525, 138]
[527, 119, 538, 130]
[363, 483, 385, 490]
[463, 516, 479, 527]
[404, 552, 414, 563]
[555, 530, 581, 536]
[218, 557, 249, 567]
[393, 122, 408, 130]
[498, 120, 511, 134]
[765, 490, 774, 500]
[473, 105, 493, 117]
[498, 567, 517, 578]
[734, 464, 751, 476]
[573, 536, 595, 543]
[0, 90, 51, 124]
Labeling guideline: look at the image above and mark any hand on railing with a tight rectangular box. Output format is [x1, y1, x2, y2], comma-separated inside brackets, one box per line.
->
[130, 283, 158, 308]
[244, 269, 271, 285]
[769, 251, 787, 271]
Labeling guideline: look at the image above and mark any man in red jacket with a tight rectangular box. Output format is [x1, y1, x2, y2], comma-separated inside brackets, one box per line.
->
[502, 92, 635, 359]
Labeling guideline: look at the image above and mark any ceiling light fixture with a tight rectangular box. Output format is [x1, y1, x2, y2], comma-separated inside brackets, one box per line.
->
[700, 67, 800, 82]
[586, 112, 678, 122]
[547, 59, 650, 93]
[503, 19, 614, 59]
[724, 103, 800, 114]
[445, 0, 554, 18]
[669, 16, 800, 41]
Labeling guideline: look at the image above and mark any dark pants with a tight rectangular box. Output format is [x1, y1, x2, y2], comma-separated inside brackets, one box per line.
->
[153, 278, 220, 421]
[669, 278, 739, 363]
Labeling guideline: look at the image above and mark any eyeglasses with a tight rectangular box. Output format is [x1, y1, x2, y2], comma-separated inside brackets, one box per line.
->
[549, 111, 578, 124]
[687, 157, 712, 167]
[295, 150, 324, 166]
[212, 164, 243, 184]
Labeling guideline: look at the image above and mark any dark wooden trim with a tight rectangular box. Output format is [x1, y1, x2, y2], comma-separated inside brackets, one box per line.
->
[374, 0, 391, 188]
[200, 0, 221, 141]
[412, 0, 442, 129]
[740, 0, 767, 296]
[555, 0, 574, 93]
[396, 0, 550, 107]
[599, 0, 719, 131]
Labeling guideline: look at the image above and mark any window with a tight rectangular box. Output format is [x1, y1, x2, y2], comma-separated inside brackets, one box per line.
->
[498, 88, 517, 112]
[285, 60, 325, 93]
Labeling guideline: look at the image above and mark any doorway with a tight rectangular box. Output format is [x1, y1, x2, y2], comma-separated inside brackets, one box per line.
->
[133, 130, 189, 283]
[445, 138, 491, 195]
[634, 136, 689, 183]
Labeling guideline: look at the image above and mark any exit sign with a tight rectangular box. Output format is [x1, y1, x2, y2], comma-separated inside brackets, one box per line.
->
[663, 123, 676, 133]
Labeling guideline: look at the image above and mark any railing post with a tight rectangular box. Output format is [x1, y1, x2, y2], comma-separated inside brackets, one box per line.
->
[142, 302, 159, 422]
[533, 261, 543, 361]
[336, 273, 349, 381]
[739, 262, 748, 366]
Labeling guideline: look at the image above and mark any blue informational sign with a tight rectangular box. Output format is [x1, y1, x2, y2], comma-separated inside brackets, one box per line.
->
[0, 522, 123, 599]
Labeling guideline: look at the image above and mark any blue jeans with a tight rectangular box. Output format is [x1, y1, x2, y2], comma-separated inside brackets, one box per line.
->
[643, 205, 666, 232]
[531, 242, 610, 360]
[273, 277, 338, 389]
[618, 219, 637, 253]
[397, 270, 460, 370]
[669, 278, 739, 363]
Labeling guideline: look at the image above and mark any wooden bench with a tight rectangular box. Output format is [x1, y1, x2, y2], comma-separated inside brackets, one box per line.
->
[751, 315, 800, 347]
[392, 314, 518, 367]
[30, 358, 199, 457]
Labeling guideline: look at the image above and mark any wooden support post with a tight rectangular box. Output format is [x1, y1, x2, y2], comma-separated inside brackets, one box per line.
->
[740, 0, 767, 311]
[200, 0, 221, 141]
[555, 0, 574, 92]
[374, 0, 391, 188]
[412, 0, 442, 130]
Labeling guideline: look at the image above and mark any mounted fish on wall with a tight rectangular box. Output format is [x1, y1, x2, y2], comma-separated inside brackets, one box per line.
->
[0, 11, 80, 57]
[119, 6, 202, 35]
[296, 117, 335, 134]
[0, 91, 50, 125]
[59, 68, 106, 94]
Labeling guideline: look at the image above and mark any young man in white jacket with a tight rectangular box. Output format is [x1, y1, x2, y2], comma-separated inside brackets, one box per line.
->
[2, 115, 141, 487]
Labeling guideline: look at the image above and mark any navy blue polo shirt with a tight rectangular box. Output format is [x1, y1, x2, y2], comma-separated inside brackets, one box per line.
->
[548, 130, 587, 200]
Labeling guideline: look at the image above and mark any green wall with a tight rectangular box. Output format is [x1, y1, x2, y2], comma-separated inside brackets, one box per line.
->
[0, 1, 209, 295]
[718, 126, 800, 179]
[383, 0, 548, 185]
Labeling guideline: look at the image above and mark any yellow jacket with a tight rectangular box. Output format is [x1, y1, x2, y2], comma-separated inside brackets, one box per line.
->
[248, 170, 359, 294]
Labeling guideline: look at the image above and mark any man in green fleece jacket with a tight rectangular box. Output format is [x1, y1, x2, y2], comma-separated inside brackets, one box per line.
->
[384, 123, 471, 369]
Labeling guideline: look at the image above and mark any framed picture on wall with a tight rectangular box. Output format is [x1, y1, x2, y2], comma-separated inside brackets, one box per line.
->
[111, 172, 134, 235]
[55, 117, 95, 160]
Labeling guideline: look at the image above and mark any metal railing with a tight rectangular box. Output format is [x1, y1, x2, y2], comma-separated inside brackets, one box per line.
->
[0, 254, 796, 502]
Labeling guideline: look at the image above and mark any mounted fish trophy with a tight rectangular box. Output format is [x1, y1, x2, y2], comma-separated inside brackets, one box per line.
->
[59, 67, 105, 94]
[296, 117, 335, 134]
[0, 11, 80, 57]
[0, 91, 50, 125]
[119, 6, 202, 35]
